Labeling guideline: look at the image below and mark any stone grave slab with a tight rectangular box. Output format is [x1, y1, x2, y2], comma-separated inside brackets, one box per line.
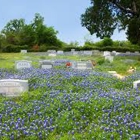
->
[20, 50, 27, 53]
[0, 79, 28, 97]
[39, 60, 53, 69]
[73, 61, 93, 70]
[57, 51, 64, 55]
[133, 80, 140, 89]
[48, 53, 57, 57]
[71, 49, 75, 52]
[103, 51, 111, 56]
[47, 50, 56, 53]
[83, 51, 92, 56]
[15, 60, 32, 69]
[72, 51, 79, 55]
[105, 56, 114, 62]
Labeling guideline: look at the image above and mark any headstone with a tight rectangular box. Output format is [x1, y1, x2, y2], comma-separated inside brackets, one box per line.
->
[103, 51, 111, 56]
[57, 51, 64, 55]
[74, 61, 93, 70]
[48, 53, 57, 57]
[126, 51, 130, 54]
[20, 50, 27, 53]
[115, 52, 121, 56]
[86, 61, 93, 69]
[39, 60, 53, 69]
[83, 51, 92, 56]
[77, 62, 87, 70]
[111, 51, 116, 56]
[0, 79, 28, 97]
[47, 50, 56, 53]
[105, 56, 114, 62]
[71, 49, 75, 52]
[133, 80, 140, 89]
[72, 51, 79, 55]
[92, 50, 100, 55]
[15, 60, 32, 69]
[64, 52, 72, 55]
[134, 51, 139, 54]
[71, 61, 77, 69]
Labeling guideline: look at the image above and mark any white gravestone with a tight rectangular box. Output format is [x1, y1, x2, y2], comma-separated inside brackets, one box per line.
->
[83, 51, 92, 56]
[71, 49, 75, 52]
[20, 50, 27, 53]
[15, 60, 32, 69]
[57, 51, 64, 55]
[105, 56, 114, 62]
[0, 79, 28, 97]
[77, 62, 87, 70]
[126, 51, 130, 54]
[39, 60, 53, 69]
[47, 50, 56, 53]
[135, 51, 139, 54]
[133, 80, 140, 89]
[48, 53, 56, 57]
[72, 51, 79, 55]
[71, 61, 77, 69]
[103, 51, 111, 56]
[75, 61, 93, 70]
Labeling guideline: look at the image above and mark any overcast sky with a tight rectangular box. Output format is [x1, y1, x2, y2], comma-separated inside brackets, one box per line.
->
[0, 0, 127, 45]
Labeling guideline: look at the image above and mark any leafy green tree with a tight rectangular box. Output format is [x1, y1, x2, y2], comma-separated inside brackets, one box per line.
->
[102, 37, 113, 46]
[2, 19, 25, 45]
[0, 13, 62, 52]
[31, 13, 59, 46]
[81, 0, 140, 45]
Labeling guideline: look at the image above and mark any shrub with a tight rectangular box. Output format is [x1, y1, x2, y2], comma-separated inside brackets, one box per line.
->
[102, 37, 113, 47]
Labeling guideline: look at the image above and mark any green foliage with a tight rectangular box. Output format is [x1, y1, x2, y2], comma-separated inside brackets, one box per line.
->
[81, 0, 140, 45]
[127, 18, 140, 45]
[0, 13, 63, 52]
[102, 37, 113, 47]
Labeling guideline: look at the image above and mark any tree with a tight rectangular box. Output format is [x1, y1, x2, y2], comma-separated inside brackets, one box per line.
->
[31, 13, 59, 46]
[81, 0, 140, 45]
[2, 19, 25, 45]
[0, 13, 62, 52]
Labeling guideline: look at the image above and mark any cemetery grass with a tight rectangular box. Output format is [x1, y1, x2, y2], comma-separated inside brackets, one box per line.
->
[0, 53, 140, 139]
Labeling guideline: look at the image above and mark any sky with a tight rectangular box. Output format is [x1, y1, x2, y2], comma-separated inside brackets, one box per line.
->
[0, 0, 127, 45]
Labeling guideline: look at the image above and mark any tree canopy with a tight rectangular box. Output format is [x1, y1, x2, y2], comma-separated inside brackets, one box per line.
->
[0, 13, 62, 52]
[81, 0, 140, 45]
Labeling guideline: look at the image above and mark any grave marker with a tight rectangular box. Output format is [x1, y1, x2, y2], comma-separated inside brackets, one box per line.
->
[133, 80, 140, 89]
[105, 56, 114, 62]
[57, 51, 64, 55]
[103, 51, 111, 56]
[83, 51, 92, 56]
[0, 79, 28, 97]
[15, 60, 32, 69]
[20, 50, 27, 53]
[39, 60, 53, 69]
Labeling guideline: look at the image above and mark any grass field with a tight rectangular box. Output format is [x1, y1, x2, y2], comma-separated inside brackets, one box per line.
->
[0, 53, 140, 140]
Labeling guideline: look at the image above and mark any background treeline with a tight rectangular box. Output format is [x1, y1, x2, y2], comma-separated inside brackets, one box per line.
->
[0, 13, 64, 52]
[0, 13, 140, 53]
[65, 37, 140, 52]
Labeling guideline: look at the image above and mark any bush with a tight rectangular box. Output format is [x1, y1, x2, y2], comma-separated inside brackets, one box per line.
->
[102, 37, 113, 47]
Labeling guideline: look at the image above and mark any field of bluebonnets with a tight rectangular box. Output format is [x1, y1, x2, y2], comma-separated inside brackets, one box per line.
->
[0, 53, 140, 140]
